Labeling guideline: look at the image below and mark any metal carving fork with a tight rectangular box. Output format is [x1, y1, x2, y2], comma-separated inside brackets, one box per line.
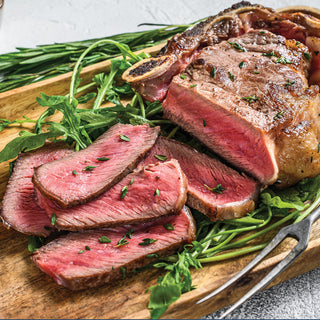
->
[197, 204, 320, 319]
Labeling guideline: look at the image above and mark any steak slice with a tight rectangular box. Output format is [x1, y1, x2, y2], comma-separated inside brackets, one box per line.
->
[138, 137, 259, 220]
[37, 159, 188, 231]
[0, 143, 73, 237]
[33, 123, 160, 208]
[123, 1, 320, 101]
[163, 30, 320, 187]
[31, 206, 196, 290]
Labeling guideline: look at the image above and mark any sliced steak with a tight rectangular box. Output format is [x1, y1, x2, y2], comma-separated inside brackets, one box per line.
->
[0, 143, 73, 237]
[31, 206, 196, 290]
[33, 123, 160, 208]
[139, 137, 259, 220]
[123, 1, 320, 101]
[163, 30, 320, 187]
[37, 159, 187, 231]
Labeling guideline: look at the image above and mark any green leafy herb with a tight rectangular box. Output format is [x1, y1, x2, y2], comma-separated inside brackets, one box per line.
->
[304, 52, 311, 60]
[276, 56, 293, 64]
[242, 95, 259, 103]
[120, 186, 128, 199]
[51, 213, 57, 226]
[228, 71, 235, 81]
[154, 188, 160, 196]
[120, 266, 127, 278]
[189, 84, 197, 88]
[262, 51, 277, 57]
[180, 74, 187, 80]
[296, 41, 301, 47]
[203, 119, 206, 127]
[96, 157, 110, 161]
[211, 67, 216, 78]
[274, 110, 284, 120]
[115, 229, 134, 247]
[119, 134, 130, 142]
[285, 79, 295, 88]
[78, 249, 85, 254]
[129, 178, 134, 185]
[99, 236, 111, 243]
[72, 170, 78, 176]
[146, 253, 159, 259]
[85, 246, 90, 251]
[139, 238, 158, 246]
[204, 183, 226, 194]
[28, 236, 45, 253]
[239, 61, 245, 68]
[83, 165, 97, 171]
[164, 223, 174, 230]
[227, 41, 246, 52]
[154, 154, 167, 161]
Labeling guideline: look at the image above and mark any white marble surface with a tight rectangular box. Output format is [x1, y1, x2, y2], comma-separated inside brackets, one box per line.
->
[1, 0, 320, 319]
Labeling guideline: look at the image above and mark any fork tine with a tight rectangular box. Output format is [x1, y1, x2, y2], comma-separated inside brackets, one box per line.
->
[218, 241, 306, 319]
[197, 227, 289, 305]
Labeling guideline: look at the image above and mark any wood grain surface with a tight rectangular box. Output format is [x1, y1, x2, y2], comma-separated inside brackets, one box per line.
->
[1, 6, 320, 319]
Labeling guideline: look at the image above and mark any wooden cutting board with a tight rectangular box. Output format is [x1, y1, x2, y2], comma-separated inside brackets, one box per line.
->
[1, 6, 320, 319]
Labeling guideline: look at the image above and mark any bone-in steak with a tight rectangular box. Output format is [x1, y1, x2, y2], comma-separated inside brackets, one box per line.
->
[138, 136, 259, 220]
[37, 160, 188, 231]
[0, 143, 73, 237]
[31, 206, 196, 290]
[163, 30, 320, 187]
[33, 123, 160, 208]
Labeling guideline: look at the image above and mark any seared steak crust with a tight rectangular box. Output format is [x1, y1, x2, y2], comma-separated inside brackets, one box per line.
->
[139, 136, 259, 220]
[31, 206, 196, 290]
[33, 124, 160, 208]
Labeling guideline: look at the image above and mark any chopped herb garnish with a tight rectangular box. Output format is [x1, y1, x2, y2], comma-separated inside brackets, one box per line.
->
[204, 183, 226, 194]
[242, 95, 259, 103]
[85, 245, 90, 251]
[119, 134, 130, 142]
[285, 79, 295, 88]
[83, 165, 96, 171]
[203, 119, 206, 127]
[228, 71, 235, 82]
[51, 213, 57, 226]
[239, 61, 245, 68]
[190, 84, 197, 88]
[112, 266, 115, 270]
[311, 156, 313, 163]
[259, 31, 266, 34]
[254, 70, 260, 74]
[78, 249, 85, 254]
[276, 56, 293, 64]
[262, 51, 277, 57]
[164, 223, 174, 231]
[154, 188, 160, 196]
[126, 229, 134, 239]
[146, 253, 159, 259]
[304, 52, 311, 60]
[120, 266, 127, 278]
[115, 236, 129, 247]
[120, 185, 128, 200]
[129, 178, 134, 185]
[296, 41, 301, 47]
[180, 73, 187, 80]
[211, 67, 216, 78]
[315, 51, 319, 56]
[72, 169, 78, 176]
[154, 154, 167, 161]
[274, 110, 284, 120]
[96, 157, 110, 161]
[139, 238, 158, 246]
[227, 41, 246, 52]
[99, 236, 111, 243]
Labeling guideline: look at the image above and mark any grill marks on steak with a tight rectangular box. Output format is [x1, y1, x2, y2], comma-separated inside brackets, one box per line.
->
[37, 160, 188, 231]
[31, 206, 196, 290]
[122, 1, 320, 102]
[163, 30, 320, 186]
[0, 143, 73, 236]
[139, 137, 259, 220]
[33, 124, 160, 208]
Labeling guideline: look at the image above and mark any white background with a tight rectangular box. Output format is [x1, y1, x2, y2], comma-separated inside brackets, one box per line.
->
[1, 0, 320, 319]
